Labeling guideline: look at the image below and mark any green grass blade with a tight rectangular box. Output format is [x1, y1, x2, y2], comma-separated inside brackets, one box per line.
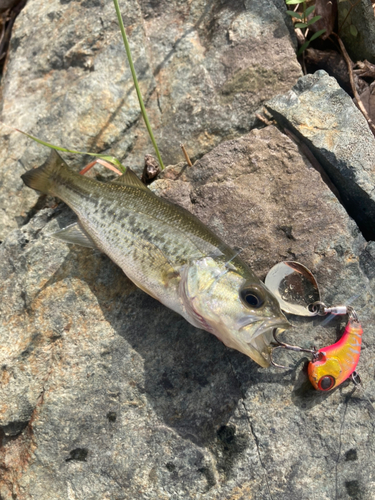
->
[297, 40, 310, 56]
[310, 29, 326, 42]
[113, 0, 165, 170]
[306, 15, 322, 26]
[287, 10, 303, 19]
[305, 5, 315, 17]
[5, 123, 126, 173]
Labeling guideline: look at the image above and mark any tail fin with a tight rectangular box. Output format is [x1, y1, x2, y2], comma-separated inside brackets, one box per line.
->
[21, 150, 69, 195]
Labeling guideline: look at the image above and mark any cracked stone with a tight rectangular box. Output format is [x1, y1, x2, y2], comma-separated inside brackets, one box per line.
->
[265, 70, 375, 241]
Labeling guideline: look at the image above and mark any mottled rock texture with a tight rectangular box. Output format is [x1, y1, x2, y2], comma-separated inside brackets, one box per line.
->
[1, 126, 374, 500]
[0, 0, 301, 240]
[266, 70, 375, 241]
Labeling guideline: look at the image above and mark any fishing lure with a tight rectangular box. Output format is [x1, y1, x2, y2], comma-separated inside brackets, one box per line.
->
[265, 262, 364, 392]
[307, 310, 363, 391]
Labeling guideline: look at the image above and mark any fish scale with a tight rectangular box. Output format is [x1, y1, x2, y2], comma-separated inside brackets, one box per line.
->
[21, 150, 290, 367]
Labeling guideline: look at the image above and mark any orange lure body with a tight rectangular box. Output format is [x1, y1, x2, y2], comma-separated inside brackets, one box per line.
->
[308, 319, 363, 391]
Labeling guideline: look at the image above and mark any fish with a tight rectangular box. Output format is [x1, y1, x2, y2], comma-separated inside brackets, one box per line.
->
[308, 318, 363, 391]
[21, 150, 290, 367]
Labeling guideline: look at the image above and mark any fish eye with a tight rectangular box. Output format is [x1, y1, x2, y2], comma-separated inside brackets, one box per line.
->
[317, 375, 335, 391]
[240, 286, 265, 309]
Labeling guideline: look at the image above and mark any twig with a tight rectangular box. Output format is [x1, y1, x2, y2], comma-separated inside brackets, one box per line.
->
[295, 27, 305, 45]
[300, 0, 307, 71]
[354, 60, 375, 79]
[180, 143, 193, 166]
[334, 34, 375, 135]
[255, 113, 274, 126]
[294, 27, 307, 73]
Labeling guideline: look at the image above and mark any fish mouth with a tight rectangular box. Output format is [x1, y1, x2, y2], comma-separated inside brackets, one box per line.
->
[239, 316, 291, 338]
[239, 317, 291, 367]
[252, 317, 291, 340]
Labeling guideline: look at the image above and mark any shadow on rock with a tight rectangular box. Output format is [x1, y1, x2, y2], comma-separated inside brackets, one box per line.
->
[41, 247, 243, 434]
[40, 241, 301, 467]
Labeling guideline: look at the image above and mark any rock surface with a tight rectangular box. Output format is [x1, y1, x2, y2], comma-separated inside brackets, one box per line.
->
[338, 0, 375, 64]
[1, 126, 374, 500]
[0, 0, 301, 241]
[265, 70, 375, 241]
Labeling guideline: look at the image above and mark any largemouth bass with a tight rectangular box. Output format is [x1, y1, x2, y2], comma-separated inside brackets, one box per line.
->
[21, 151, 290, 367]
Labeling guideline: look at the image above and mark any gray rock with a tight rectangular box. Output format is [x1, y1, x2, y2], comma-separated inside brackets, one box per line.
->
[1, 126, 374, 500]
[0, 0, 301, 241]
[265, 70, 375, 241]
[338, 0, 375, 63]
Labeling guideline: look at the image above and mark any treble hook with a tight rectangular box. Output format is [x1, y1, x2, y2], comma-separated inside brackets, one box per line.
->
[351, 371, 361, 386]
[270, 328, 316, 368]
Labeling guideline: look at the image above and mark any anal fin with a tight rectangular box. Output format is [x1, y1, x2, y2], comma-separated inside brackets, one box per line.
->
[50, 222, 97, 248]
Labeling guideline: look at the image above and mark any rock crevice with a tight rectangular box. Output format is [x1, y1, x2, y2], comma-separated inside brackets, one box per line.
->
[266, 70, 375, 242]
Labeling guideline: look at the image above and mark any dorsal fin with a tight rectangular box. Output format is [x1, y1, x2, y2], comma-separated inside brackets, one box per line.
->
[111, 168, 149, 190]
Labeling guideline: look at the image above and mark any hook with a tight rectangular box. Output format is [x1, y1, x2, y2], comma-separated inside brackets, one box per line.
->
[347, 307, 359, 323]
[270, 328, 316, 368]
[351, 371, 361, 386]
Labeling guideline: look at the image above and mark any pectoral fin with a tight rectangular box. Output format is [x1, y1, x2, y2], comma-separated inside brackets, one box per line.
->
[50, 223, 97, 248]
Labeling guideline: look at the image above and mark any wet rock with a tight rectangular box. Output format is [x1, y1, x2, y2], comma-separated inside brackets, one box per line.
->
[265, 70, 375, 241]
[338, 0, 375, 64]
[1, 126, 374, 500]
[0, 0, 301, 240]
